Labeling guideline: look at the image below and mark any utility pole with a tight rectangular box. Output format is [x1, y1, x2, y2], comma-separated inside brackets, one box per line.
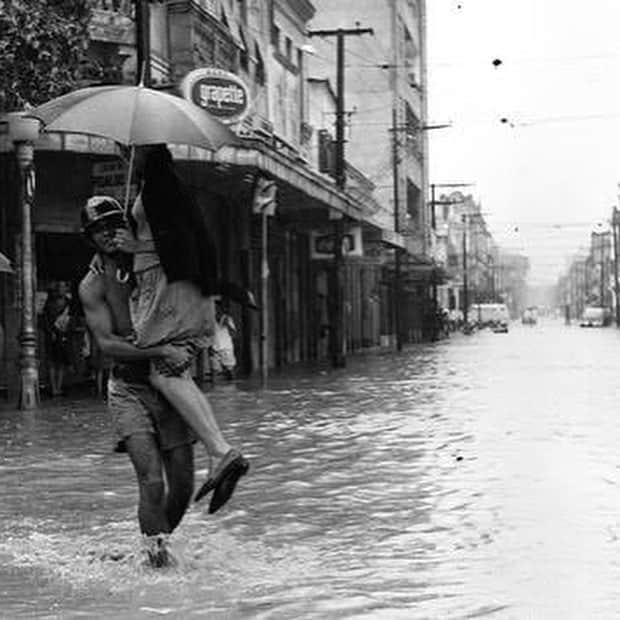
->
[391, 106, 402, 351]
[600, 234, 605, 308]
[613, 207, 620, 326]
[308, 26, 373, 368]
[135, 0, 151, 86]
[462, 213, 468, 325]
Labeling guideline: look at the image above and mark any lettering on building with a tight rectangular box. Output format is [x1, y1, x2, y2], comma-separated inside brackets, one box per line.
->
[181, 68, 250, 124]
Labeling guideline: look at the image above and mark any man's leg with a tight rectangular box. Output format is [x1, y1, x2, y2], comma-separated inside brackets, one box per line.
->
[125, 432, 169, 536]
[161, 443, 194, 532]
[124, 432, 175, 567]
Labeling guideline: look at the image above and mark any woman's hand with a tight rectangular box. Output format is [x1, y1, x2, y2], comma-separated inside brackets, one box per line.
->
[113, 229, 140, 253]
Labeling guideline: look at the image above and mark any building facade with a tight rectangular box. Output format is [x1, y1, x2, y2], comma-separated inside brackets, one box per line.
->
[0, 0, 434, 396]
[306, 0, 433, 344]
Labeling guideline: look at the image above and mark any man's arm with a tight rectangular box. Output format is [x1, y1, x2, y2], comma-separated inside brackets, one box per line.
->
[112, 229, 155, 254]
[78, 275, 174, 361]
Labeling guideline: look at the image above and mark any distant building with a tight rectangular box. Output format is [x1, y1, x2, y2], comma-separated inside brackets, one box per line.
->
[307, 0, 433, 343]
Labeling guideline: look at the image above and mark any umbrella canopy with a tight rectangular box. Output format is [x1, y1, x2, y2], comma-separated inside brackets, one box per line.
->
[0, 252, 14, 274]
[28, 85, 240, 151]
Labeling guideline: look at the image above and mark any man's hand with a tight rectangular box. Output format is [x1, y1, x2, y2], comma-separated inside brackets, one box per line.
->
[113, 229, 140, 253]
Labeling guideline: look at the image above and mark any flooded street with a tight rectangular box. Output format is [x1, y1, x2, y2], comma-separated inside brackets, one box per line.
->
[3, 319, 620, 619]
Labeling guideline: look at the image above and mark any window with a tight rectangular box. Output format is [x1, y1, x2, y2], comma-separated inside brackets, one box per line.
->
[271, 23, 280, 49]
[239, 25, 249, 72]
[255, 41, 265, 85]
[407, 180, 421, 224]
[237, 0, 247, 24]
[220, 6, 229, 28]
[285, 36, 292, 61]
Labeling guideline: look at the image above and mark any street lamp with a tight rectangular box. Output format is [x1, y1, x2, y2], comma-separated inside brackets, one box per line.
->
[8, 114, 41, 410]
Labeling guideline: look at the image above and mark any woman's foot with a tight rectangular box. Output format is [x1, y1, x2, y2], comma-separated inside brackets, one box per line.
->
[194, 449, 249, 508]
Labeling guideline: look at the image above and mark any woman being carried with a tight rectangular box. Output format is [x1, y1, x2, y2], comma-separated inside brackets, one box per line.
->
[115, 144, 248, 513]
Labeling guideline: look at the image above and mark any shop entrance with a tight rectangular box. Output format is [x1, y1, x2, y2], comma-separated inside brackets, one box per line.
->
[35, 231, 95, 394]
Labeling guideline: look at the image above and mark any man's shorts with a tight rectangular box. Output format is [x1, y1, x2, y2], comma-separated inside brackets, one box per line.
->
[107, 363, 194, 453]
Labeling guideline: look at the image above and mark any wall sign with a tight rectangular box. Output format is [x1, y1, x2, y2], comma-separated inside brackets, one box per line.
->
[181, 68, 250, 125]
[310, 226, 363, 260]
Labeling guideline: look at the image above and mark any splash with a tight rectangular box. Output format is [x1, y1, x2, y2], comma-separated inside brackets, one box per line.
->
[0, 511, 324, 600]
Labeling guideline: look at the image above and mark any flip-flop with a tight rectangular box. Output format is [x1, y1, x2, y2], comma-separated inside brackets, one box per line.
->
[207, 450, 250, 514]
[194, 449, 248, 505]
[194, 475, 216, 503]
[193, 455, 216, 503]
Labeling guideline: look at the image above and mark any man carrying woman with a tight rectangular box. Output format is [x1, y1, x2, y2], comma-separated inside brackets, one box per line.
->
[112, 144, 249, 512]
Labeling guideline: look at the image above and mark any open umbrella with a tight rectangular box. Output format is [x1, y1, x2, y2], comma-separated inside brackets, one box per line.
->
[29, 83, 241, 210]
[28, 84, 239, 151]
[0, 252, 14, 273]
[28, 85, 257, 309]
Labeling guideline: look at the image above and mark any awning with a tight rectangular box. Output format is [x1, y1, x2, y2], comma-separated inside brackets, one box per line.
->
[360, 222, 405, 250]
[401, 263, 449, 284]
[0, 119, 365, 225]
[212, 140, 364, 220]
[0, 252, 14, 274]
[389, 255, 449, 284]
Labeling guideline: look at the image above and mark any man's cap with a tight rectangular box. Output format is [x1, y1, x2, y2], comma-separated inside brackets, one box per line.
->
[81, 196, 126, 232]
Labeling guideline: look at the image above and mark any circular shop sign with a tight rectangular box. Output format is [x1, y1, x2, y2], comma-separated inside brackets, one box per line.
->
[181, 68, 250, 125]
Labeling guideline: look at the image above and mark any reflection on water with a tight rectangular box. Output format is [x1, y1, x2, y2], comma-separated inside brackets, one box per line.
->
[3, 319, 620, 618]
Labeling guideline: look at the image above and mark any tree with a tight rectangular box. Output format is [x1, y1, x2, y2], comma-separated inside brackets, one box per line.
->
[0, 0, 95, 112]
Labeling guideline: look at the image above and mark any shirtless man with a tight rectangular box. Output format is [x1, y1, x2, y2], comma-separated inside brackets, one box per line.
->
[78, 195, 195, 568]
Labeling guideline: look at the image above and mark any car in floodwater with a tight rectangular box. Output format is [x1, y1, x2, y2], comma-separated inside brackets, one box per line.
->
[579, 306, 610, 327]
[522, 306, 538, 325]
[470, 303, 510, 332]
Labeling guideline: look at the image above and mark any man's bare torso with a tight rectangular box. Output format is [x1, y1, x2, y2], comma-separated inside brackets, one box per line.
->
[81, 255, 133, 337]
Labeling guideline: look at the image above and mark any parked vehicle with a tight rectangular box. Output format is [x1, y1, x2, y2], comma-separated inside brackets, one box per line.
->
[522, 306, 538, 325]
[470, 303, 510, 332]
[579, 306, 611, 327]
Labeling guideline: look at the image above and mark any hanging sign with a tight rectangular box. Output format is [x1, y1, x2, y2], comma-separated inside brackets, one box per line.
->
[310, 226, 364, 259]
[181, 67, 250, 125]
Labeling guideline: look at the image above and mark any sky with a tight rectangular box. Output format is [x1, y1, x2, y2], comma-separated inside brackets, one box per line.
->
[426, 0, 620, 285]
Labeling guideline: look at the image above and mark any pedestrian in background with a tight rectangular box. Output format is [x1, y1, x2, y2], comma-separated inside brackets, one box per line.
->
[210, 299, 237, 381]
[41, 281, 73, 396]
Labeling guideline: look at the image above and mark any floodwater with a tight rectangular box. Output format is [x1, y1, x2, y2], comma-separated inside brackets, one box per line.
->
[2, 319, 620, 619]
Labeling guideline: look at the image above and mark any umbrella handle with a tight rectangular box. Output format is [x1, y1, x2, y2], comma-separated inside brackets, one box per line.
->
[123, 145, 135, 215]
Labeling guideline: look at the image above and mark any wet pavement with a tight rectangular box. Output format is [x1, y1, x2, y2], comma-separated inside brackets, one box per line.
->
[2, 318, 620, 619]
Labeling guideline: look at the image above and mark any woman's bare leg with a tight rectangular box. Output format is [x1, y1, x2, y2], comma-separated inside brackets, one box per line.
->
[150, 371, 231, 460]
